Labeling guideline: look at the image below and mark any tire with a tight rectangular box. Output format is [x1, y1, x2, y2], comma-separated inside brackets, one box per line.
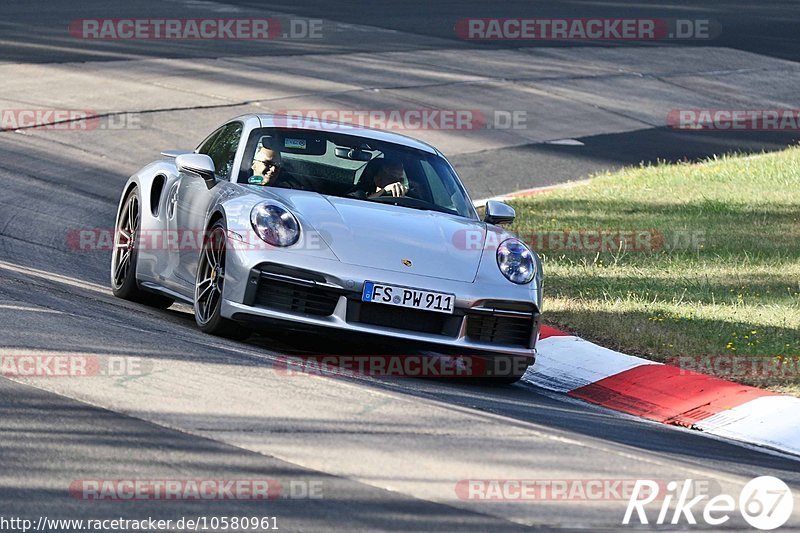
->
[194, 220, 252, 340]
[111, 187, 174, 309]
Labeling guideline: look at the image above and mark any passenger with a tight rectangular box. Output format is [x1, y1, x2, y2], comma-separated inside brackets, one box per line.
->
[362, 159, 408, 198]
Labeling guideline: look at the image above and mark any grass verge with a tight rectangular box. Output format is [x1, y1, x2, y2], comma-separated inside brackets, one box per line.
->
[509, 148, 800, 395]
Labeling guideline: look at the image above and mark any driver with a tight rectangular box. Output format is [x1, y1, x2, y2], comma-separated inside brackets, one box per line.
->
[249, 146, 305, 189]
[367, 159, 408, 198]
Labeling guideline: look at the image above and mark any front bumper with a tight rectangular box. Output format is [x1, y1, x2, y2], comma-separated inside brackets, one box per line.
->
[220, 252, 541, 359]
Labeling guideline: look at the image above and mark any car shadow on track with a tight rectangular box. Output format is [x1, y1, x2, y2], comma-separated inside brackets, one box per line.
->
[195, 317, 800, 478]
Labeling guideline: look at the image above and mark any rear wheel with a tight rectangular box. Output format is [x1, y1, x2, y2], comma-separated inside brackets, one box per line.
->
[194, 221, 251, 340]
[111, 187, 174, 309]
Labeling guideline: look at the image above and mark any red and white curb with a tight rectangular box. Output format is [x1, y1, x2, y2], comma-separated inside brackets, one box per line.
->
[526, 326, 800, 457]
[482, 184, 799, 456]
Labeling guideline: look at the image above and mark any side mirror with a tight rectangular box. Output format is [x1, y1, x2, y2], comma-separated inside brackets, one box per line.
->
[176, 154, 216, 185]
[483, 200, 516, 225]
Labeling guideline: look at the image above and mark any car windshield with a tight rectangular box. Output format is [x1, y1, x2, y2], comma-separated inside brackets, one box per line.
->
[240, 127, 477, 219]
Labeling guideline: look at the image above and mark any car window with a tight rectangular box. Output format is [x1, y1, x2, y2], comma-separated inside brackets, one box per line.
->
[197, 128, 222, 155]
[420, 159, 452, 207]
[242, 128, 478, 220]
[200, 122, 242, 180]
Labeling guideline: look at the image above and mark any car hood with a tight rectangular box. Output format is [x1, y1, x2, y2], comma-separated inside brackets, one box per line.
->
[257, 188, 486, 282]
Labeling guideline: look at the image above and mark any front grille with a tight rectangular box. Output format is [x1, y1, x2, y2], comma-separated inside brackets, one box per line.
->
[346, 300, 466, 337]
[254, 278, 340, 316]
[465, 314, 534, 348]
[356, 303, 448, 334]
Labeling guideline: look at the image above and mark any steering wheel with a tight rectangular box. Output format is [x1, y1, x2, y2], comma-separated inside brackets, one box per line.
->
[369, 194, 435, 208]
[378, 183, 418, 198]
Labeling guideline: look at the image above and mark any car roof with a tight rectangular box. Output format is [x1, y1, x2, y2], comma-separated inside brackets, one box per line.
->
[242, 113, 440, 155]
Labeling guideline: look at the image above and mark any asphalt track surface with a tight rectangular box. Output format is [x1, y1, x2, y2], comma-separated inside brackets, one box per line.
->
[1, 1, 800, 531]
[4, 0, 800, 63]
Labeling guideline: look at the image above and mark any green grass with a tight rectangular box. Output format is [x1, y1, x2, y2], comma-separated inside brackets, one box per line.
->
[509, 148, 800, 394]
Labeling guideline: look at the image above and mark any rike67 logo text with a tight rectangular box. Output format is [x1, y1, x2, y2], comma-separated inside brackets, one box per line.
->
[624, 476, 794, 530]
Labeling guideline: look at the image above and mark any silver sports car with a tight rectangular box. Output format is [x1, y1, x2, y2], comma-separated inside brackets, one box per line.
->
[111, 114, 543, 380]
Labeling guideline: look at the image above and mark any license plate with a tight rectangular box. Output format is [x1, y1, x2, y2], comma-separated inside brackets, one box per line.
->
[362, 281, 455, 314]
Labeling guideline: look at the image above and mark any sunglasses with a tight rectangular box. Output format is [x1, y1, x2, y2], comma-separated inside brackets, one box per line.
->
[253, 159, 280, 170]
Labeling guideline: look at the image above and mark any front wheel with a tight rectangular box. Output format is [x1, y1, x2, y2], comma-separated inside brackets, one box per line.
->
[194, 221, 251, 340]
[111, 187, 174, 309]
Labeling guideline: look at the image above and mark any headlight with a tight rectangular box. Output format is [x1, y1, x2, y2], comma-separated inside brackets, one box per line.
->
[496, 238, 536, 284]
[250, 201, 300, 247]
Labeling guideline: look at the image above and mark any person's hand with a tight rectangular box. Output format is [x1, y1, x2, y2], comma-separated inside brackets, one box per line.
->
[373, 182, 407, 198]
